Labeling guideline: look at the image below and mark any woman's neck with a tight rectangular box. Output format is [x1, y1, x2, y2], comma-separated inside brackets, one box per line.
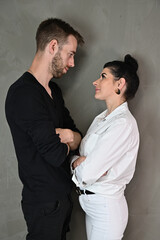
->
[105, 98, 125, 116]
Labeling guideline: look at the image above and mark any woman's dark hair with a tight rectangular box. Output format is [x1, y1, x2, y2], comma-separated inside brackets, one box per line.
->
[103, 54, 139, 100]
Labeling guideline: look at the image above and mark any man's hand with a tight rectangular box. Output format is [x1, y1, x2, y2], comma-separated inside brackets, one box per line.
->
[56, 128, 74, 143]
[72, 156, 86, 169]
[56, 128, 81, 151]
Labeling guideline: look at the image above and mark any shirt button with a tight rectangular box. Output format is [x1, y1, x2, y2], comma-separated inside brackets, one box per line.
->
[82, 181, 87, 185]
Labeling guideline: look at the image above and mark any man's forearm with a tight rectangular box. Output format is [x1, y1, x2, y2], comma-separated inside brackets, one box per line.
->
[68, 131, 81, 150]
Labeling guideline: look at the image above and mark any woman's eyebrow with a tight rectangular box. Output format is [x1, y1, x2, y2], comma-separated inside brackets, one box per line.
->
[101, 72, 107, 76]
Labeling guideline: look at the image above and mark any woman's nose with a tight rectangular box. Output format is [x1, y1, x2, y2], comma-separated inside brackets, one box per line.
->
[93, 78, 99, 86]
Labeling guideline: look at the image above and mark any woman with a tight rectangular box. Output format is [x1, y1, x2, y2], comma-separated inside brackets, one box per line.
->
[71, 54, 140, 240]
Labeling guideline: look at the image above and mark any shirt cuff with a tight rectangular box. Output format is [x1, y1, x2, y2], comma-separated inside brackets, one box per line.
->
[70, 155, 79, 174]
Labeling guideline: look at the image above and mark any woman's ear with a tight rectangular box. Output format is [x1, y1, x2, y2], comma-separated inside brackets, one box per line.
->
[118, 77, 126, 90]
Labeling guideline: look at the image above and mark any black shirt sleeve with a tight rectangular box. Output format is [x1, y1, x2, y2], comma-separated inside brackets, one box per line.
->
[10, 84, 68, 167]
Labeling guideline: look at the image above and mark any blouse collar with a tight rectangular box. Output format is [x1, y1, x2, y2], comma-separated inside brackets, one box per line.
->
[97, 102, 128, 121]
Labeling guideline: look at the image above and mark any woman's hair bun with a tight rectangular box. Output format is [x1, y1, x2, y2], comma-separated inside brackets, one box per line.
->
[124, 54, 138, 72]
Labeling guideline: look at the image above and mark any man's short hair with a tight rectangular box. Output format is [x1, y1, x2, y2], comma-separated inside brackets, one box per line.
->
[36, 18, 84, 51]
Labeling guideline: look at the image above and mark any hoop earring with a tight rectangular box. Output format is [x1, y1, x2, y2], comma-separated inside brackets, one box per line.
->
[116, 88, 121, 95]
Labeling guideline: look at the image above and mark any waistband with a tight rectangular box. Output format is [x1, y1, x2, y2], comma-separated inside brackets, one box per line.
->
[76, 187, 95, 195]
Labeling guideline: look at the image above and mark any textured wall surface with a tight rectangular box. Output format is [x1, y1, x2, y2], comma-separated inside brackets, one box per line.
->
[1, 0, 160, 239]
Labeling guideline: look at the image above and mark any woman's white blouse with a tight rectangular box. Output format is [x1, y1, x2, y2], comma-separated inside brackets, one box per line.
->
[72, 102, 139, 199]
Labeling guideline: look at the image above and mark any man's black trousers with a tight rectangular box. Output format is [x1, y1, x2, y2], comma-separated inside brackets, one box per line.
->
[21, 195, 73, 240]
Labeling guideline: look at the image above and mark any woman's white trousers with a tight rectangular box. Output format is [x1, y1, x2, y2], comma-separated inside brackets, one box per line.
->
[79, 194, 128, 240]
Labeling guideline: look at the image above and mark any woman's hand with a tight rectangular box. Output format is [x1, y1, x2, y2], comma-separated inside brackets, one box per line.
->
[72, 156, 86, 170]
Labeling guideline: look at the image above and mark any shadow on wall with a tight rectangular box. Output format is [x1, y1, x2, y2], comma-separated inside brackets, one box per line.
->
[124, 55, 159, 240]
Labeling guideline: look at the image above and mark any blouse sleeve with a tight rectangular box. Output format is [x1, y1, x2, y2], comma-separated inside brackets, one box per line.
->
[74, 118, 137, 187]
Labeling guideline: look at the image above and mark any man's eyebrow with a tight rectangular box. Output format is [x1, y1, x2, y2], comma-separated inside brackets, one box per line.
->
[71, 51, 76, 55]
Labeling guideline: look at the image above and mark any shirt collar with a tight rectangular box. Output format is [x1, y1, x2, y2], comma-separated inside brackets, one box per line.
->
[97, 102, 128, 121]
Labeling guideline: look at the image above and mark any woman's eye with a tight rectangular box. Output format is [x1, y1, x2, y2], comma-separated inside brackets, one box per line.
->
[101, 74, 106, 79]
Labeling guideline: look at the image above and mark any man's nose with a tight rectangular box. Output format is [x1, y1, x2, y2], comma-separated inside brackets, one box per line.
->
[68, 57, 75, 67]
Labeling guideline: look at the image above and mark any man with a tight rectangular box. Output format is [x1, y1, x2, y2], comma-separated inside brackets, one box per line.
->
[5, 18, 84, 240]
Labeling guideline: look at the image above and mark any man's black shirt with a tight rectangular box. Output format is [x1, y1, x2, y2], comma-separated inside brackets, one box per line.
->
[5, 72, 80, 204]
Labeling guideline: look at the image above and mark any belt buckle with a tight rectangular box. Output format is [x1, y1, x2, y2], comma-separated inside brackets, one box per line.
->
[76, 187, 81, 195]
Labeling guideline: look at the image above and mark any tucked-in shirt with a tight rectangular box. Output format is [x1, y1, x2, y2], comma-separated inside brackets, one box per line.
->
[72, 102, 139, 199]
[5, 72, 81, 204]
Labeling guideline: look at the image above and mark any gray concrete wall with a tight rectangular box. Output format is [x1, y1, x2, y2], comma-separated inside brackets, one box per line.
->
[1, 0, 160, 239]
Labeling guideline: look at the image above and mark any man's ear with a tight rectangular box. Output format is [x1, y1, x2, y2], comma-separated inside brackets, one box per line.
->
[48, 39, 58, 54]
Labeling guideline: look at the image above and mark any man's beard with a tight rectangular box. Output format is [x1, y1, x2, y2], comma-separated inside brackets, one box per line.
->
[51, 51, 65, 78]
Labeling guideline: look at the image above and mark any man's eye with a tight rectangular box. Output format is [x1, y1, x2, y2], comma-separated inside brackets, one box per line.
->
[101, 74, 106, 79]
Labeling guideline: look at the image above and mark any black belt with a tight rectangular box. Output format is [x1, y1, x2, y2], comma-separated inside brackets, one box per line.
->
[76, 187, 95, 195]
